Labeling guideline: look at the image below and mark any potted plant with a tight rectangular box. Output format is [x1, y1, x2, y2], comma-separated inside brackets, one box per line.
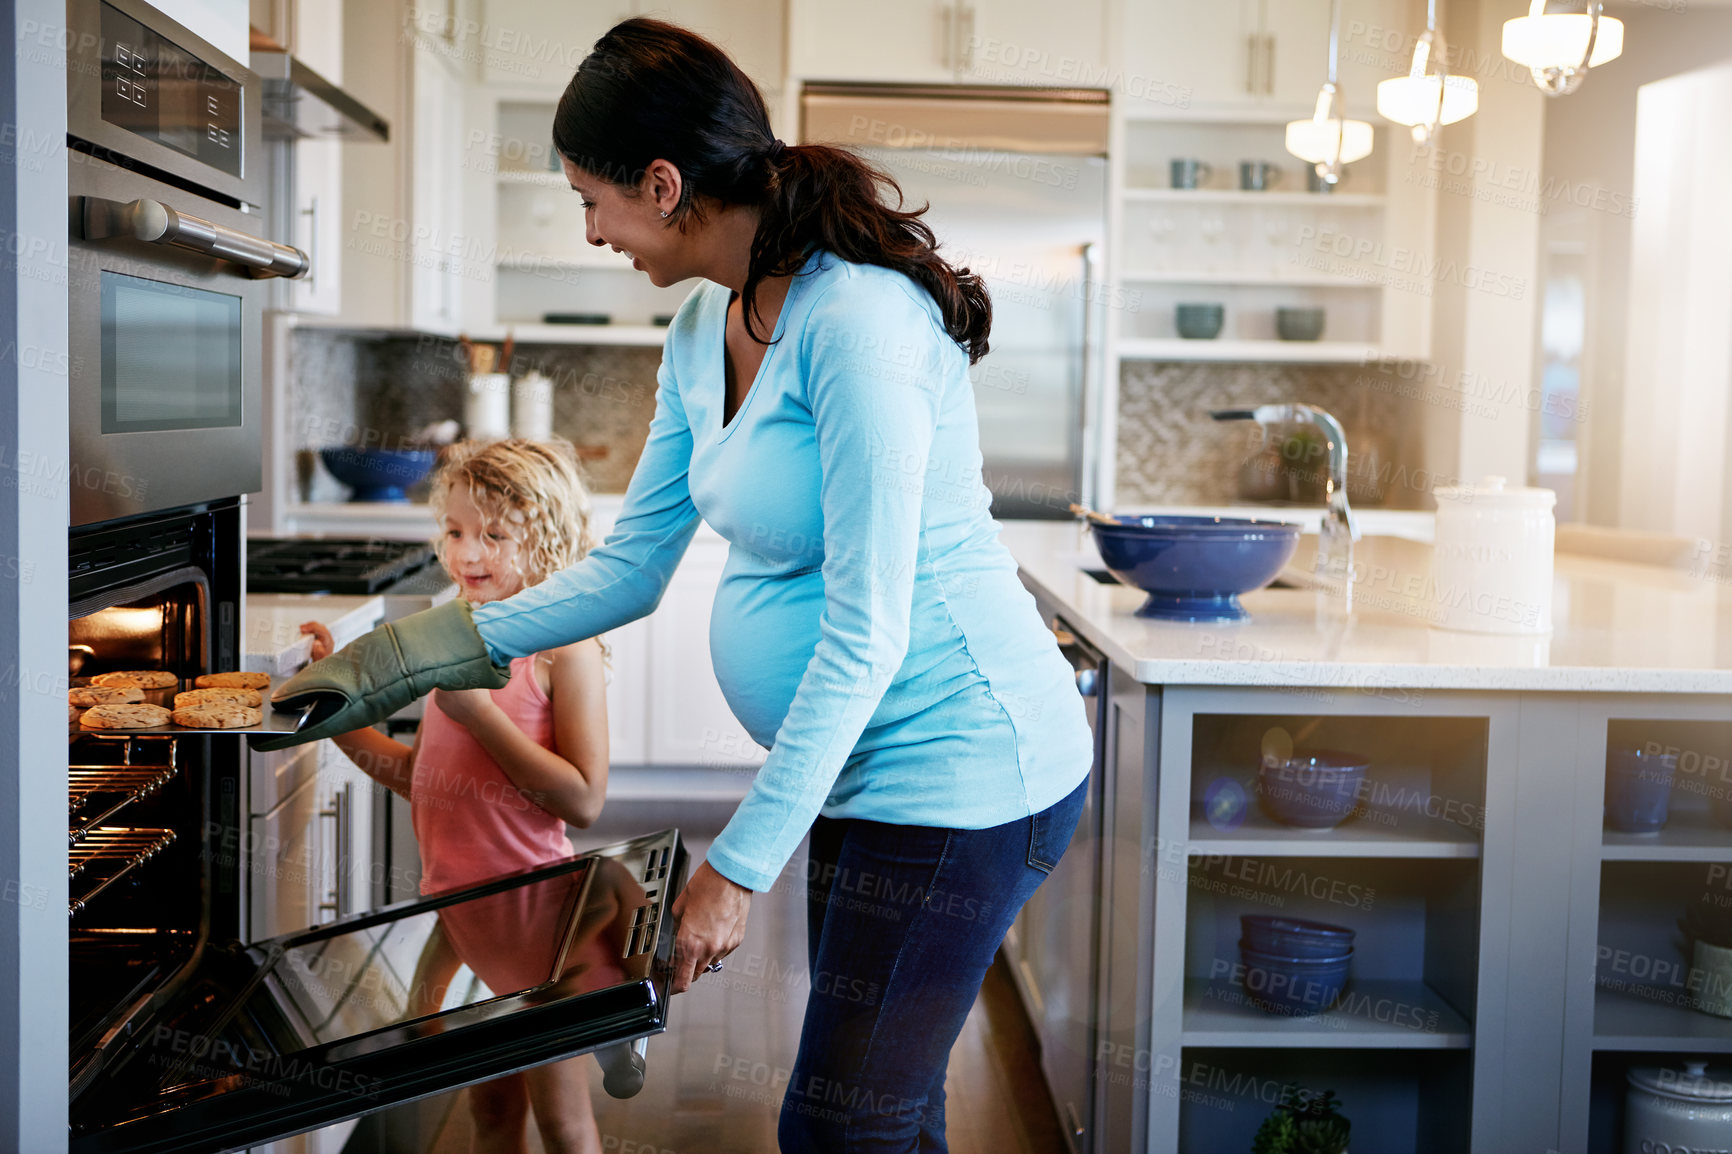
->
[1252, 1085, 1351, 1154]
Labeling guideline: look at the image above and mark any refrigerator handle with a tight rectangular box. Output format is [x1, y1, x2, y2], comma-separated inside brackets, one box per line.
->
[1078, 242, 1103, 513]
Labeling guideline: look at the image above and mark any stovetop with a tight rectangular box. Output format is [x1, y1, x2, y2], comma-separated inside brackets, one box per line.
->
[247, 537, 439, 595]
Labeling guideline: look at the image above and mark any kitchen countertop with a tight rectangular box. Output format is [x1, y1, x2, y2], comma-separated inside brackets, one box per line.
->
[1001, 520, 1732, 693]
[244, 593, 388, 677]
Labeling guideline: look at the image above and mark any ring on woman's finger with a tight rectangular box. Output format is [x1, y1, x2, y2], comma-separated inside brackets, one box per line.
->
[704, 961, 723, 974]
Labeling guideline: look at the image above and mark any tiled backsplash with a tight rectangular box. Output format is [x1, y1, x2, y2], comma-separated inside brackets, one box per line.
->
[290, 328, 1433, 512]
[1114, 360, 1430, 509]
[288, 329, 661, 500]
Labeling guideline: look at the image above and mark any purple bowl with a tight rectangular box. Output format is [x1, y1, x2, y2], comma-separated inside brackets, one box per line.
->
[1089, 515, 1301, 623]
[1237, 945, 1353, 1016]
[1258, 750, 1371, 830]
[1241, 915, 1357, 958]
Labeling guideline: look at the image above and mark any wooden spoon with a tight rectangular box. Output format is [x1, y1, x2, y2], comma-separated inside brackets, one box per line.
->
[1068, 502, 1119, 527]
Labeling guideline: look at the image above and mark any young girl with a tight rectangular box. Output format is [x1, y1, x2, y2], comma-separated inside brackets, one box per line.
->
[301, 437, 611, 1154]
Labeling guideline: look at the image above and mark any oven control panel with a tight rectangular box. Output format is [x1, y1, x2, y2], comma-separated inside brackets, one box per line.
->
[99, 0, 242, 178]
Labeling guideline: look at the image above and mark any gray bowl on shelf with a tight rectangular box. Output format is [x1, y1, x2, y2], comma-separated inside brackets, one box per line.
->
[1176, 303, 1225, 340]
[1276, 307, 1326, 341]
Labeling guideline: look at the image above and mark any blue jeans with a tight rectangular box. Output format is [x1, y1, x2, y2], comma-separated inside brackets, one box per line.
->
[778, 775, 1088, 1152]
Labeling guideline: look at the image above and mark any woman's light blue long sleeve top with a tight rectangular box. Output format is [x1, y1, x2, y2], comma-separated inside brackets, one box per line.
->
[471, 252, 1094, 892]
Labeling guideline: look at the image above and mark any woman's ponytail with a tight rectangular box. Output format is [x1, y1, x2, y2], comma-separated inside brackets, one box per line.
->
[553, 18, 992, 363]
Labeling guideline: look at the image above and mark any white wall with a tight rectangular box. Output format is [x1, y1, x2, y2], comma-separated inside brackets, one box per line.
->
[1616, 62, 1732, 543]
[1538, 3, 1732, 526]
[0, 0, 71, 1146]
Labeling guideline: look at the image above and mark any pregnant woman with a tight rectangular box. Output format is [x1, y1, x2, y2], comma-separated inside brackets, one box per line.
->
[265, 17, 1093, 1151]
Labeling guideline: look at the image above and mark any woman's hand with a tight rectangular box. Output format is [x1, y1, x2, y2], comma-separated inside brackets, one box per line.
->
[432, 686, 502, 731]
[299, 621, 335, 662]
[669, 861, 752, 994]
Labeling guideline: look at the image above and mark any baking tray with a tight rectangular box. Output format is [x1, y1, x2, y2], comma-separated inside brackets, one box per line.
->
[67, 677, 318, 737]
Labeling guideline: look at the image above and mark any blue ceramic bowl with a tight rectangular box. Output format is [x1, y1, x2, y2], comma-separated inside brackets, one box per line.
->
[1240, 915, 1357, 958]
[1088, 516, 1302, 622]
[319, 447, 437, 503]
[1258, 750, 1370, 829]
[1604, 746, 1678, 834]
[1238, 945, 1353, 1016]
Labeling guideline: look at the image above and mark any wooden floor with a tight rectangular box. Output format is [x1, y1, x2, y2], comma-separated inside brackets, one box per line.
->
[414, 799, 1069, 1154]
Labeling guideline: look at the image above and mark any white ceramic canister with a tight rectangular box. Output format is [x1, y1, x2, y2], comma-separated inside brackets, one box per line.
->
[1624, 1061, 1732, 1154]
[511, 371, 554, 442]
[464, 372, 511, 440]
[1429, 475, 1556, 635]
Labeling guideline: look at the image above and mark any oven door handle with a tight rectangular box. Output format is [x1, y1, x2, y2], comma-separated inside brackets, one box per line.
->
[81, 196, 311, 280]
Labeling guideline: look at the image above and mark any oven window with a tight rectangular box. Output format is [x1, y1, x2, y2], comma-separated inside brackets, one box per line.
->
[101, 272, 243, 433]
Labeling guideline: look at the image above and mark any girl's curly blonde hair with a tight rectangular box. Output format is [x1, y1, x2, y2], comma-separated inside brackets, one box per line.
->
[428, 437, 596, 588]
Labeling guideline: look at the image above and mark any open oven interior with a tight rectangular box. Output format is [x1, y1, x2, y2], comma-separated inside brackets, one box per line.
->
[68, 500, 244, 1106]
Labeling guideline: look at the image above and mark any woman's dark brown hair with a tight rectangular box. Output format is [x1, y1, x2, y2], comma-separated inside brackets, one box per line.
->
[552, 18, 992, 362]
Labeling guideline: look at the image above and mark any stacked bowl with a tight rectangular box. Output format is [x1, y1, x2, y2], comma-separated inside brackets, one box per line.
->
[1239, 915, 1355, 1016]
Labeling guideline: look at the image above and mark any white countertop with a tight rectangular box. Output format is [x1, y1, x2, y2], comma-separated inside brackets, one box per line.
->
[1001, 520, 1732, 693]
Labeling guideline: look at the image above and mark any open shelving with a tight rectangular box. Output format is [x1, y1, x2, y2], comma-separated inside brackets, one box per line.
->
[1121, 188, 1386, 208]
[1176, 1048, 1473, 1154]
[1145, 694, 1500, 1152]
[1106, 114, 1433, 370]
[1182, 978, 1471, 1049]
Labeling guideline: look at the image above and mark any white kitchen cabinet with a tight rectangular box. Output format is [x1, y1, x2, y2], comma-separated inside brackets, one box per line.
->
[410, 41, 469, 333]
[1122, 0, 1261, 114]
[790, 0, 965, 84]
[250, 0, 346, 77]
[636, 0, 784, 99]
[1121, 0, 1397, 118]
[1261, 0, 1334, 109]
[480, 0, 624, 88]
[647, 530, 766, 771]
[288, 138, 343, 317]
[791, 0, 1105, 87]
[957, 0, 1107, 87]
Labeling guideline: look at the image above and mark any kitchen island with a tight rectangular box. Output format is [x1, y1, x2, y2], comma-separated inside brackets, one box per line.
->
[998, 520, 1732, 1154]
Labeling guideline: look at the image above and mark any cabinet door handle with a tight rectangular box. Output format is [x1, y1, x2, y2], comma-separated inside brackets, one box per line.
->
[1264, 34, 1277, 95]
[938, 2, 953, 69]
[1246, 33, 1258, 94]
[298, 195, 319, 294]
[957, 4, 976, 72]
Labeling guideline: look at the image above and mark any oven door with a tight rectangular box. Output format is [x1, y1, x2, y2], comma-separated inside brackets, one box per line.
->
[69, 830, 687, 1154]
[68, 150, 275, 525]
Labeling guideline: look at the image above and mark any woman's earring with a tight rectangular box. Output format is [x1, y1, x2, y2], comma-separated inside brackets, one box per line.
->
[659, 210, 669, 218]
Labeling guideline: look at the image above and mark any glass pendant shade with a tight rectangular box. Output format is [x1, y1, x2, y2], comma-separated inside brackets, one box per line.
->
[1377, 29, 1478, 142]
[1286, 85, 1375, 178]
[1502, 1, 1624, 95]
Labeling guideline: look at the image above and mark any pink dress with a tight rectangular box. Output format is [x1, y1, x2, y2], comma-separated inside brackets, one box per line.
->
[413, 654, 581, 995]
[412, 654, 576, 895]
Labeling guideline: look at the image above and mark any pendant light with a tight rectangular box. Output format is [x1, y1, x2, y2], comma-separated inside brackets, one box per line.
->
[1285, 0, 1375, 185]
[1502, 0, 1624, 96]
[1377, 0, 1477, 144]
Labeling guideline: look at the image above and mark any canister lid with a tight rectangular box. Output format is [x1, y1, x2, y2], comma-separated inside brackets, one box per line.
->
[1627, 1061, 1732, 1101]
[1433, 475, 1558, 508]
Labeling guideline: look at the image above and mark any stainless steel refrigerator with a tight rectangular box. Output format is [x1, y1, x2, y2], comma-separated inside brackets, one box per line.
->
[803, 86, 1110, 520]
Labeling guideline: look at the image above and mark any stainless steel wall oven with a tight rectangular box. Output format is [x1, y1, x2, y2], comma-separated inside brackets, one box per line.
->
[64, 5, 686, 1150]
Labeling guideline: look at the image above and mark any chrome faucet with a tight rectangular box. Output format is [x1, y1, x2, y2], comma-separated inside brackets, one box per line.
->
[1211, 404, 1359, 598]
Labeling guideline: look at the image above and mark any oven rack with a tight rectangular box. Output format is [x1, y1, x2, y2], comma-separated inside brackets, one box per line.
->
[68, 828, 177, 917]
[68, 768, 179, 840]
[69, 733, 180, 830]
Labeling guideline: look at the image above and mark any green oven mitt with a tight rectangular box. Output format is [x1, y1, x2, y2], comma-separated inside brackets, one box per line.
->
[249, 599, 510, 752]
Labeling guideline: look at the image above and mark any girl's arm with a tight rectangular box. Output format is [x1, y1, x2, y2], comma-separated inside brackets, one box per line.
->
[326, 726, 417, 801]
[301, 621, 417, 799]
[432, 637, 609, 828]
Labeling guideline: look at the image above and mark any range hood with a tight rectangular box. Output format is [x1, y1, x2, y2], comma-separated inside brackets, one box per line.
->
[251, 48, 389, 142]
